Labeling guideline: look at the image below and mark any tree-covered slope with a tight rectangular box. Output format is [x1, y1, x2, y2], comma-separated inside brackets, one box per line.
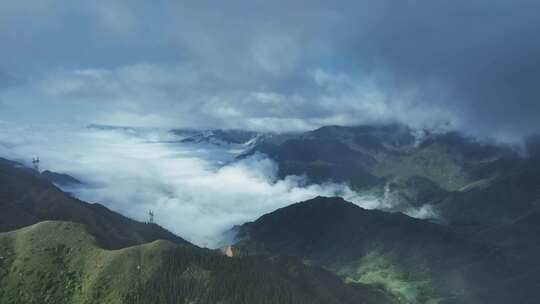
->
[246, 125, 518, 191]
[0, 160, 187, 249]
[245, 125, 534, 228]
[437, 155, 540, 228]
[0, 221, 396, 304]
[40, 170, 83, 187]
[235, 196, 534, 304]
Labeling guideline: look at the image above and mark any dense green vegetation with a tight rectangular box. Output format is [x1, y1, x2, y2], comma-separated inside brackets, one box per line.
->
[236, 196, 538, 304]
[2, 125, 540, 304]
[0, 221, 395, 304]
[0, 158, 399, 303]
[340, 251, 440, 304]
[437, 156, 540, 228]
[0, 161, 187, 249]
[247, 125, 537, 228]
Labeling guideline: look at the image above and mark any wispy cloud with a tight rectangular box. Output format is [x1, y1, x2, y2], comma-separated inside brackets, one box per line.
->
[1, 1, 539, 140]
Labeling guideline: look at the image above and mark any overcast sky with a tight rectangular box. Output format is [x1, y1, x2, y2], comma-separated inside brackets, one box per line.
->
[1, 0, 539, 139]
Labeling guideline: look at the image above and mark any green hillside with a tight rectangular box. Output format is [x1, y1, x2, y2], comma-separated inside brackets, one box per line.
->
[235, 196, 533, 304]
[0, 161, 187, 249]
[250, 126, 520, 192]
[246, 125, 534, 227]
[0, 221, 396, 304]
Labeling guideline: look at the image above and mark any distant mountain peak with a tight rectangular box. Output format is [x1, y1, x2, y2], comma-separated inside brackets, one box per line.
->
[170, 128, 263, 146]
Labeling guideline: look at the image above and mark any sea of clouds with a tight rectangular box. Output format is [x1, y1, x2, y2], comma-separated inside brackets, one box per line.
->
[0, 122, 433, 247]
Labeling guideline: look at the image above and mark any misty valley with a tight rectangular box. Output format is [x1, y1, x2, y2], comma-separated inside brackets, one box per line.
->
[2, 1, 540, 303]
[1, 125, 540, 303]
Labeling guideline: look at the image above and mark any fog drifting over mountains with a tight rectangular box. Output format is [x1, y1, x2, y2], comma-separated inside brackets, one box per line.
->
[0, 124, 431, 247]
[1, 0, 538, 245]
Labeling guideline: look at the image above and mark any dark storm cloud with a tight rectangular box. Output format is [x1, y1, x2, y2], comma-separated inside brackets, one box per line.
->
[342, 0, 540, 139]
[0, 0, 539, 139]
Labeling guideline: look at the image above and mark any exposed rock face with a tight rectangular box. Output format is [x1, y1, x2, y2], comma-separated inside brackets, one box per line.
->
[220, 245, 234, 257]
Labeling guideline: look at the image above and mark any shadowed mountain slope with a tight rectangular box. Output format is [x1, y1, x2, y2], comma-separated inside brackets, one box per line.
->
[41, 170, 83, 187]
[236, 196, 537, 304]
[437, 156, 540, 229]
[246, 125, 519, 190]
[0, 160, 187, 249]
[0, 158, 398, 303]
[245, 125, 535, 228]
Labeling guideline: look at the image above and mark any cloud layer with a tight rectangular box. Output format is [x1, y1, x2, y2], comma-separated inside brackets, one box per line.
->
[1, 1, 539, 140]
[2, 125, 421, 247]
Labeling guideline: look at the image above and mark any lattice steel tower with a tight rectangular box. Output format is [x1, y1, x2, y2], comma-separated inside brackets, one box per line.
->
[32, 157, 40, 172]
[148, 210, 154, 224]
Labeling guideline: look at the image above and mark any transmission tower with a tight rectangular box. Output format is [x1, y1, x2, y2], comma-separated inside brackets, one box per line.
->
[148, 210, 154, 224]
[32, 157, 40, 172]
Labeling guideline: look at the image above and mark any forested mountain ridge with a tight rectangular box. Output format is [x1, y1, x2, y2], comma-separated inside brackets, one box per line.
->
[244, 125, 539, 229]
[235, 196, 540, 304]
[2, 123, 540, 304]
[0, 221, 396, 304]
[0, 159, 187, 249]
[0, 158, 397, 303]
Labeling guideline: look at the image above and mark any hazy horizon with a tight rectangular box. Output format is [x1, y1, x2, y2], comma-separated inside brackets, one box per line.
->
[2, 1, 540, 142]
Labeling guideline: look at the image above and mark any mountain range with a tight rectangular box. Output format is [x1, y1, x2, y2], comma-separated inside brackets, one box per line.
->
[242, 125, 539, 228]
[0, 155, 394, 304]
[235, 196, 539, 303]
[1, 124, 540, 303]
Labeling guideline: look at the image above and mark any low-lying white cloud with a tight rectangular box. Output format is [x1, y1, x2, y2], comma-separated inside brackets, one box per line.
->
[1, 123, 418, 247]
